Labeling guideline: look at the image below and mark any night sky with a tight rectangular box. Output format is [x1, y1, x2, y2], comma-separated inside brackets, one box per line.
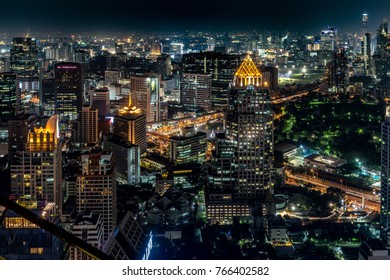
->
[1, 0, 389, 33]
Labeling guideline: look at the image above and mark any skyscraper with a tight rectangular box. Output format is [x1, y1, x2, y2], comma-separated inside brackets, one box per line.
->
[381, 107, 390, 247]
[113, 106, 147, 154]
[10, 115, 63, 216]
[40, 78, 56, 117]
[182, 52, 241, 109]
[76, 149, 117, 242]
[89, 88, 110, 118]
[0, 72, 20, 122]
[169, 127, 207, 166]
[361, 12, 371, 75]
[362, 12, 368, 33]
[80, 105, 98, 145]
[130, 74, 161, 122]
[10, 37, 38, 91]
[180, 73, 212, 112]
[54, 62, 83, 121]
[104, 136, 140, 185]
[207, 54, 274, 224]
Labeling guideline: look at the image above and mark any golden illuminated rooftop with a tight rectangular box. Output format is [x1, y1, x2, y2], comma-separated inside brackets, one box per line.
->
[234, 54, 263, 87]
[235, 54, 262, 78]
[118, 106, 143, 115]
[27, 115, 59, 151]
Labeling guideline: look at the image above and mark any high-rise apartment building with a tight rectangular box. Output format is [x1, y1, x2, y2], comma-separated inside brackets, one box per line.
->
[80, 106, 98, 145]
[75, 149, 117, 242]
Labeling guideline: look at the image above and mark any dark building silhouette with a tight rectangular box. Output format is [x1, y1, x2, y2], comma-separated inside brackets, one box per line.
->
[54, 63, 84, 120]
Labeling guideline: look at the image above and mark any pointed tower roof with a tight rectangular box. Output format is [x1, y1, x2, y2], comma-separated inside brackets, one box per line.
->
[235, 54, 262, 78]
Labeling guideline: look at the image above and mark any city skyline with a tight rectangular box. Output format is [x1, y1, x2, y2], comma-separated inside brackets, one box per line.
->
[0, 1, 389, 33]
[1, 2, 390, 261]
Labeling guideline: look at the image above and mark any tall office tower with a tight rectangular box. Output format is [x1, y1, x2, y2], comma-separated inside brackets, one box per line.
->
[54, 62, 83, 121]
[89, 88, 110, 117]
[8, 113, 36, 163]
[10, 37, 39, 91]
[180, 73, 212, 112]
[10, 115, 63, 216]
[113, 106, 147, 154]
[104, 136, 140, 184]
[361, 12, 372, 75]
[374, 19, 390, 79]
[80, 105, 98, 145]
[206, 55, 274, 224]
[41, 78, 56, 116]
[76, 149, 117, 242]
[68, 211, 104, 260]
[130, 74, 161, 122]
[169, 126, 207, 165]
[182, 52, 241, 109]
[0, 72, 20, 122]
[362, 33, 371, 75]
[328, 48, 348, 94]
[381, 107, 390, 247]
[362, 12, 368, 33]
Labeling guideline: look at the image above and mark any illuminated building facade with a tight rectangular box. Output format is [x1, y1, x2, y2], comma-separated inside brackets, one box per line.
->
[130, 74, 161, 122]
[0, 72, 20, 122]
[169, 128, 207, 165]
[54, 62, 83, 121]
[89, 88, 110, 117]
[104, 136, 141, 184]
[80, 105, 98, 145]
[10, 37, 38, 91]
[10, 115, 63, 216]
[41, 78, 56, 117]
[113, 106, 147, 154]
[207, 54, 274, 224]
[180, 73, 212, 112]
[0, 201, 62, 260]
[69, 211, 104, 260]
[75, 150, 117, 243]
[182, 52, 241, 109]
[361, 12, 371, 75]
